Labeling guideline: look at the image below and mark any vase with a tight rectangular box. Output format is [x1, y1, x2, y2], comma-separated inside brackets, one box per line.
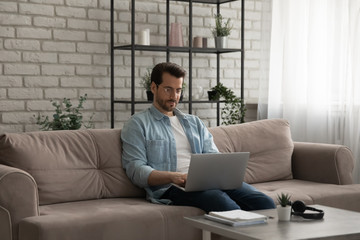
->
[193, 36, 203, 48]
[277, 206, 291, 221]
[146, 91, 153, 102]
[214, 36, 228, 49]
[207, 90, 219, 101]
[169, 23, 184, 47]
[139, 29, 150, 45]
[202, 37, 208, 48]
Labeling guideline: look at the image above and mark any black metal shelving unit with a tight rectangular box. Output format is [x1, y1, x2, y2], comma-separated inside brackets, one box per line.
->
[110, 0, 244, 128]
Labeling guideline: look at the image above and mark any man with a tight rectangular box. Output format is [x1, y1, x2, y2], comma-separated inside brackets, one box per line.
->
[121, 62, 275, 212]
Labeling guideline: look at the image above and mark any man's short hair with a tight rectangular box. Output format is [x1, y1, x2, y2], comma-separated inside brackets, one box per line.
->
[151, 62, 186, 85]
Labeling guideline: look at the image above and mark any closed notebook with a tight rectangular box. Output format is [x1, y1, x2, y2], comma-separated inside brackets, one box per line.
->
[205, 209, 267, 226]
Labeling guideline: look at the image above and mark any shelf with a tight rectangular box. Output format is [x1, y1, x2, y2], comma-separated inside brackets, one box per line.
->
[114, 99, 223, 104]
[114, 44, 241, 54]
[172, 0, 237, 4]
[114, 100, 151, 104]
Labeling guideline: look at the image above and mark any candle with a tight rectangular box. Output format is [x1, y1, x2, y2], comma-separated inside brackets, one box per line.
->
[139, 29, 150, 45]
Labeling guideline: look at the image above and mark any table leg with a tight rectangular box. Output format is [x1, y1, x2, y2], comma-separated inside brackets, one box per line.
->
[203, 230, 211, 240]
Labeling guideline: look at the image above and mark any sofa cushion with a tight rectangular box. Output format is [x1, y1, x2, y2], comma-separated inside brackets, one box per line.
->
[0, 129, 144, 205]
[254, 179, 360, 212]
[19, 199, 203, 240]
[209, 119, 294, 184]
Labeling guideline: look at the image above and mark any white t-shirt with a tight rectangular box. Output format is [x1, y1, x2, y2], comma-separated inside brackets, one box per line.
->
[169, 116, 192, 173]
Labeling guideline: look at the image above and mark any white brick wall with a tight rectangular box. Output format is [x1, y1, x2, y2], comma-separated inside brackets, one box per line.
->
[0, 0, 263, 133]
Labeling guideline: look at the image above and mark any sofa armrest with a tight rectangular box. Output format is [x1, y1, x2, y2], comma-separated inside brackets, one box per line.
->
[292, 142, 354, 185]
[0, 164, 39, 240]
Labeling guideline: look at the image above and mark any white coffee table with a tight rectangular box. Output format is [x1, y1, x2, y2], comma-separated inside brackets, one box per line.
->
[184, 205, 360, 240]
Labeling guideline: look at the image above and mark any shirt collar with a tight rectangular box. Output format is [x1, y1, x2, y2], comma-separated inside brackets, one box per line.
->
[150, 105, 187, 121]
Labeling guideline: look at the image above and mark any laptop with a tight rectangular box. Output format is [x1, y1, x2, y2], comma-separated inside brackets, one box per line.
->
[174, 152, 249, 192]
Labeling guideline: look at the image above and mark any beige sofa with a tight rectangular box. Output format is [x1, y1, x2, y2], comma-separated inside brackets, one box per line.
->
[1, 119, 360, 240]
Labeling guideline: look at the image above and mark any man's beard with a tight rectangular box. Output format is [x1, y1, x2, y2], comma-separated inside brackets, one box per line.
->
[156, 97, 178, 112]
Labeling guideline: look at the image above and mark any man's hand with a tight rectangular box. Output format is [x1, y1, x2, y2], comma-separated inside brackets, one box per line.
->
[170, 172, 187, 187]
[148, 170, 187, 187]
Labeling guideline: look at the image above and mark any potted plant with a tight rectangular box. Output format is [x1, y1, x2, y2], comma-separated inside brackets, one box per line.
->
[35, 94, 94, 131]
[180, 81, 187, 102]
[277, 193, 292, 221]
[208, 83, 246, 125]
[211, 13, 232, 48]
[141, 68, 153, 101]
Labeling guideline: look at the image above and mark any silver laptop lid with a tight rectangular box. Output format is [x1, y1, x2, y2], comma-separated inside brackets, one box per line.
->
[184, 152, 249, 192]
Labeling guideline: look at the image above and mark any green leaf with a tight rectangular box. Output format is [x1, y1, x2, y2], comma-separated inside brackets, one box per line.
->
[34, 94, 95, 131]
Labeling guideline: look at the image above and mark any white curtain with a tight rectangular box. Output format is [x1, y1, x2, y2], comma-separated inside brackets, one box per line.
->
[258, 0, 360, 183]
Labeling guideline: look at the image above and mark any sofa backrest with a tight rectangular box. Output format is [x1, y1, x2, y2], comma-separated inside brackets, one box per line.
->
[0, 119, 294, 205]
[209, 119, 294, 184]
[0, 129, 145, 205]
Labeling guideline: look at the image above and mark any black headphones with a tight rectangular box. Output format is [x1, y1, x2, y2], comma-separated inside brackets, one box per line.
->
[291, 201, 324, 220]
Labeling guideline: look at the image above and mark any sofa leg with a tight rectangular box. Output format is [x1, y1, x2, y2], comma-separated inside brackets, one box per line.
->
[203, 230, 211, 240]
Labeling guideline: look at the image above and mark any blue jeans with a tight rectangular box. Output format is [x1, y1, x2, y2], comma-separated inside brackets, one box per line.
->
[162, 183, 276, 213]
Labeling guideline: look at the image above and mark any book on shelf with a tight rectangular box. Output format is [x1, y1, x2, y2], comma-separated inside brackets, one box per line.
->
[204, 209, 268, 227]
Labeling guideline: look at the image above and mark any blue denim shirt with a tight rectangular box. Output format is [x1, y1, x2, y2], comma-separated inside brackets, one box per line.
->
[121, 105, 219, 204]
